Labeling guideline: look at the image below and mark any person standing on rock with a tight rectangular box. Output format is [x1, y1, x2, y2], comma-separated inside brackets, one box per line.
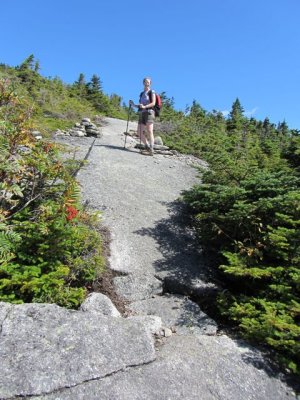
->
[129, 77, 156, 156]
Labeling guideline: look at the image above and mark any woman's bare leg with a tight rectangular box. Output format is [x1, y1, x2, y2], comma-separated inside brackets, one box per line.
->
[147, 122, 154, 153]
[138, 123, 149, 148]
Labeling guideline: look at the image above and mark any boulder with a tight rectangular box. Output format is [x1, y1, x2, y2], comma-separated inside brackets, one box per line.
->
[69, 128, 86, 137]
[53, 129, 65, 136]
[129, 293, 218, 336]
[81, 117, 91, 124]
[0, 302, 156, 399]
[31, 335, 297, 400]
[154, 136, 163, 145]
[80, 292, 121, 317]
[113, 272, 163, 301]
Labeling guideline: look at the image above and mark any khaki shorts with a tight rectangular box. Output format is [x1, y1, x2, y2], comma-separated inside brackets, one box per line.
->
[139, 110, 155, 125]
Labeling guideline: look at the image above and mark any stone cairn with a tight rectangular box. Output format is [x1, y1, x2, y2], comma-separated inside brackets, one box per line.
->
[54, 118, 102, 138]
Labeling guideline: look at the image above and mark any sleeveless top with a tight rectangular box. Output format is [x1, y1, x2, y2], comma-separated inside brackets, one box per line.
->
[140, 90, 156, 107]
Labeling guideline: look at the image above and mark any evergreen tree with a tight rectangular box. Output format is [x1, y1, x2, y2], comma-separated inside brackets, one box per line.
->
[76, 73, 86, 86]
[109, 93, 121, 109]
[277, 120, 289, 136]
[159, 91, 179, 121]
[87, 74, 102, 94]
[18, 54, 35, 71]
[73, 73, 87, 98]
[189, 100, 206, 120]
[16, 54, 40, 90]
[34, 60, 40, 73]
[283, 135, 300, 172]
[160, 91, 175, 109]
[211, 109, 226, 123]
[230, 98, 244, 119]
[227, 98, 245, 132]
[86, 74, 110, 114]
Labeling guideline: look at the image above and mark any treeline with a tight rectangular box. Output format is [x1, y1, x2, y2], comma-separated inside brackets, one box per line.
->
[0, 54, 128, 134]
[159, 100, 300, 374]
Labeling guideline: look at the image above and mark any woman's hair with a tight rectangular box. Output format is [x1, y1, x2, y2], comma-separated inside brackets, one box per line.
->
[143, 77, 151, 84]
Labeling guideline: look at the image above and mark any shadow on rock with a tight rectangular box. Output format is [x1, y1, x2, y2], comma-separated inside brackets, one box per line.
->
[134, 199, 222, 299]
[94, 144, 133, 152]
[133, 200, 300, 394]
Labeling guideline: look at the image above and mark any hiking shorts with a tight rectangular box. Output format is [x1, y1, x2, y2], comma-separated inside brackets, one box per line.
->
[139, 109, 155, 125]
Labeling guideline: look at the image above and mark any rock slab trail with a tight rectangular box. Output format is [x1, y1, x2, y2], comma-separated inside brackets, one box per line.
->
[0, 118, 297, 399]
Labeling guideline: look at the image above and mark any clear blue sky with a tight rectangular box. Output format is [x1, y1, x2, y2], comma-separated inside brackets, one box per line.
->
[2, 0, 300, 129]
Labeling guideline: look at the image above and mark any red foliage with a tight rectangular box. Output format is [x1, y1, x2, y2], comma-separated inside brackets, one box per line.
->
[66, 205, 78, 221]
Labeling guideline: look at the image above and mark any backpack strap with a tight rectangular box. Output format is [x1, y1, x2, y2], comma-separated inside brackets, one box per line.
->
[140, 90, 153, 100]
[149, 90, 156, 109]
[148, 90, 152, 103]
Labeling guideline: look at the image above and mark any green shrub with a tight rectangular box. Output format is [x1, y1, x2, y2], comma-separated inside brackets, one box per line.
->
[177, 106, 300, 373]
[183, 167, 300, 373]
[0, 78, 105, 309]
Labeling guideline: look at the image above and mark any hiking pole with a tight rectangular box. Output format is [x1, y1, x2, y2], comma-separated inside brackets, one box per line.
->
[139, 126, 142, 152]
[123, 104, 131, 149]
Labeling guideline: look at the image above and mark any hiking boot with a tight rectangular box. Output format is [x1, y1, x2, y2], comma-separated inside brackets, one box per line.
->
[141, 149, 154, 156]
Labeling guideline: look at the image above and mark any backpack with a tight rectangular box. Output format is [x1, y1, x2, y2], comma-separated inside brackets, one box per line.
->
[140, 90, 162, 117]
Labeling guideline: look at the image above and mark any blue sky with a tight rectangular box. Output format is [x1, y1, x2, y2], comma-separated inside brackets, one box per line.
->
[2, 0, 300, 129]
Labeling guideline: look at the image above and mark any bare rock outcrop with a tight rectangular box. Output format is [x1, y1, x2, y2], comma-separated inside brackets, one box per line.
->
[0, 301, 156, 399]
[1, 117, 297, 400]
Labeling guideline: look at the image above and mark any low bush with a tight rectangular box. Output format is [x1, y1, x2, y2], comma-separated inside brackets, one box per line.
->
[0, 78, 105, 308]
[167, 105, 300, 374]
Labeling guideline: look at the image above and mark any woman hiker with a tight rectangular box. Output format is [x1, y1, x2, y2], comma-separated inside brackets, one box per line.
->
[129, 77, 156, 156]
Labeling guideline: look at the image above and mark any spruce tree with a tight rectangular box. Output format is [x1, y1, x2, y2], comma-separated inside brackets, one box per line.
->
[189, 100, 206, 120]
[227, 98, 245, 132]
[86, 74, 110, 113]
[87, 74, 102, 94]
[18, 54, 35, 71]
[73, 73, 87, 98]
